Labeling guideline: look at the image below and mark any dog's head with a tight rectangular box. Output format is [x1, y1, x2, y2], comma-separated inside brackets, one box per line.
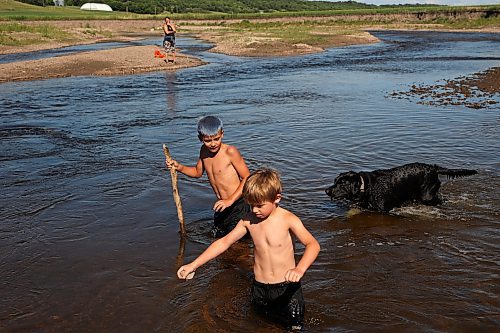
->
[325, 171, 362, 201]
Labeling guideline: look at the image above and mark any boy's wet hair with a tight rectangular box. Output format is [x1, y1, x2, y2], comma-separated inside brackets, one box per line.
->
[243, 168, 282, 205]
[197, 116, 223, 137]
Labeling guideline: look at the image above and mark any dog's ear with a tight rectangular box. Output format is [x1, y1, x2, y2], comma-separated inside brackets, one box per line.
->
[343, 172, 361, 198]
[334, 171, 356, 183]
[327, 171, 361, 199]
[326, 172, 350, 197]
[344, 171, 358, 179]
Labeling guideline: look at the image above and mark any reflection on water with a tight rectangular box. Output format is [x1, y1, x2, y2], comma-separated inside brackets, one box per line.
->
[164, 71, 178, 113]
[0, 31, 499, 332]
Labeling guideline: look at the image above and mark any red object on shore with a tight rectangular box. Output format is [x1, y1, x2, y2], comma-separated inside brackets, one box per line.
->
[154, 50, 165, 58]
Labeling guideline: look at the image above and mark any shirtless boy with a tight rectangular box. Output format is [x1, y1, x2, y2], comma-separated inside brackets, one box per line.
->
[166, 116, 250, 237]
[177, 168, 320, 330]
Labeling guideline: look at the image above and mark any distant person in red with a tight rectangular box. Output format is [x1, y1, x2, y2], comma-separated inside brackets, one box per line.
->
[162, 17, 176, 63]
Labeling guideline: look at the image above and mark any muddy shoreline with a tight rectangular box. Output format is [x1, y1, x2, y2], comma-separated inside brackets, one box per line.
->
[0, 30, 376, 82]
[0, 44, 206, 83]
[0, 19, 382, 82]
[390, 67, 500, 109]
[0, 19, 499, 93]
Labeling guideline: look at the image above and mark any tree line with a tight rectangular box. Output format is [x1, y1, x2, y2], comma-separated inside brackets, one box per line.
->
[17, 0, 439, 15]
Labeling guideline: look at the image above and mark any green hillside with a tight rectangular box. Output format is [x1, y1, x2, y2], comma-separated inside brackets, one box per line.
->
[0, 0, 143, 19]
[13, 0, 379, 15]
[1, 0, 498, 21]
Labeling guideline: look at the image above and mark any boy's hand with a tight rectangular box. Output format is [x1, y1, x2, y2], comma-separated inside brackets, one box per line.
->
[285, 268, 304, 283]
[177, 264, 195, 280]
[213, 199, 232, 212]
[166, 158, 179, 171]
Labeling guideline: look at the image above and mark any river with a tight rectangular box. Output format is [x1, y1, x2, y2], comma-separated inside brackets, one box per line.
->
[0, 30, 499, 332]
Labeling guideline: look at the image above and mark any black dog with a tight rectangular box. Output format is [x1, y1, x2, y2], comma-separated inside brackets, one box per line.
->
[325, 163, 478, 212]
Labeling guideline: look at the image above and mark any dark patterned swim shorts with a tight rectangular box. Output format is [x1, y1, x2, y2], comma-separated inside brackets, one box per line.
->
[163, 36, 176, 52]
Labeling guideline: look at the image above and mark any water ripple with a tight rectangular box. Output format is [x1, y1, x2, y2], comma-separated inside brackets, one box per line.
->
[0, 31, 499, 333]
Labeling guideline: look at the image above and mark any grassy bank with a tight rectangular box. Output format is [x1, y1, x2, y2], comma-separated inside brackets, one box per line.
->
[1, 0, 498, 50]
[0, 20, 114, 46]
[0, 0, 145, 20]
[170, 5, 500, 20]
[0, 22, 69, 45]
[181, 11, 499, 52]
[1, 0, 499, 21]
[186, 19, 370, 50]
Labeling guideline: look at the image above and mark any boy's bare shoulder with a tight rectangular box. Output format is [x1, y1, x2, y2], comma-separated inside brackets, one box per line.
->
[276, 207, 301, 224]
[224, 144, 242, 157]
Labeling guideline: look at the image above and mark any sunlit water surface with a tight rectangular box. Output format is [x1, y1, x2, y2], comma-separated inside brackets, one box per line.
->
[1, 31, 499, 332]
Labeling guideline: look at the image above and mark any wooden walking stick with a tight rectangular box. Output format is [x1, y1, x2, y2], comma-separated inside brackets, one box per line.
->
[163, 144, 186, 236]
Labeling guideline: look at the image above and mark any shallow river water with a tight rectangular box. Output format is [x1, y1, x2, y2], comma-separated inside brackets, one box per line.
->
[1, 31, 499, 332]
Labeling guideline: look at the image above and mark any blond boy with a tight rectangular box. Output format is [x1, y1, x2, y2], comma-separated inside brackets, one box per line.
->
[177, 168, 320, 329]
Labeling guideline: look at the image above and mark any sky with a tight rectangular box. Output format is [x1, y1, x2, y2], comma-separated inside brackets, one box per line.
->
[334, 0, 500, 5]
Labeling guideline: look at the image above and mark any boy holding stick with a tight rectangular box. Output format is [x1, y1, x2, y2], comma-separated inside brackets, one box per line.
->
[166, 116, 250, 237]
[177, 168, 320, 330]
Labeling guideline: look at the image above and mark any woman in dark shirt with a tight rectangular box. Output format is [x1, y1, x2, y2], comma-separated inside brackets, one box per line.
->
[162, 17, 177, 63]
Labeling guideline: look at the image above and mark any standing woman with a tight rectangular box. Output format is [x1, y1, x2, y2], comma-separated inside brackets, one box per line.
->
[162, 17, 177, 63]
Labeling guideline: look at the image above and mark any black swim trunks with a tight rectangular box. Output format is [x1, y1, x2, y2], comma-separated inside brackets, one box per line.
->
[250, 279, 305, 330]
[212, 197, 250, 237]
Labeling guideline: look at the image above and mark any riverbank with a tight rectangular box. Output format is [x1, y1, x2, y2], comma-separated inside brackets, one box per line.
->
[0, 44, 205, 83]
[390, 67, 499, 109]
[0, 19, 381, 82]
[0, 18, 499, 83]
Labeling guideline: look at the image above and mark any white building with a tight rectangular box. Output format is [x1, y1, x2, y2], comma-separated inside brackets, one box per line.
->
[80, 3, 113, 11]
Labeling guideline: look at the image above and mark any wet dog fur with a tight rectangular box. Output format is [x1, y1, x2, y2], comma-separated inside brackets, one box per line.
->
[325, 162, 478, 212]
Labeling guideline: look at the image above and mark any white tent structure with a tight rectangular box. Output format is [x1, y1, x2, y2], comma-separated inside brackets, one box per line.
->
[80, 3, 113, 11]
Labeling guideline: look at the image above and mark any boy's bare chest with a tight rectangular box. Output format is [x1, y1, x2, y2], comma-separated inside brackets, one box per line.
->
[203, 155, 232, 176]
[250, 221, 290, 249]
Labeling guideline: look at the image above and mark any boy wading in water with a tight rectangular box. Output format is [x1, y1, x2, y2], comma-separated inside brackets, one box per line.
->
[177, 168, 320, 330]
[166, 116, 251, 237]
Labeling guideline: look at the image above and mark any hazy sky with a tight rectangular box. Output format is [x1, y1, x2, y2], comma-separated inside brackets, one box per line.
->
[353, 0, 499, 5]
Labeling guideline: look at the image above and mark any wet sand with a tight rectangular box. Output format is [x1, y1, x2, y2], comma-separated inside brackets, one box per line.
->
[0, 18, 499, 95]
[0, 45, 205, 83]
[0, 19, 380, 82]
[390, 67, 500, 109]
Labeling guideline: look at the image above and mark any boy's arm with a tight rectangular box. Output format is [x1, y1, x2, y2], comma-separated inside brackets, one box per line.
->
[285, 216, 320, 283]
[166, 149, 204, 178]
[175, 158, 204, 178]
[213, 146, 250, 211]
[177, 221, 248, 279]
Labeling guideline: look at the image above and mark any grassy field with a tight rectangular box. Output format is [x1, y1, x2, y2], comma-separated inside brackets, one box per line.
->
[0, 21, 69, 45]
[0, 0, 146, 20]
[198, 20, 366, 48]
[173, 5, 500, 21]
[1, 0, 499, 21]
[0, 0, 498, 49]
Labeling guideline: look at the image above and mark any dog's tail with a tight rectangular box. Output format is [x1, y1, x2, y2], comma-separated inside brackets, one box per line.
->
[436, 166, 478, 179]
